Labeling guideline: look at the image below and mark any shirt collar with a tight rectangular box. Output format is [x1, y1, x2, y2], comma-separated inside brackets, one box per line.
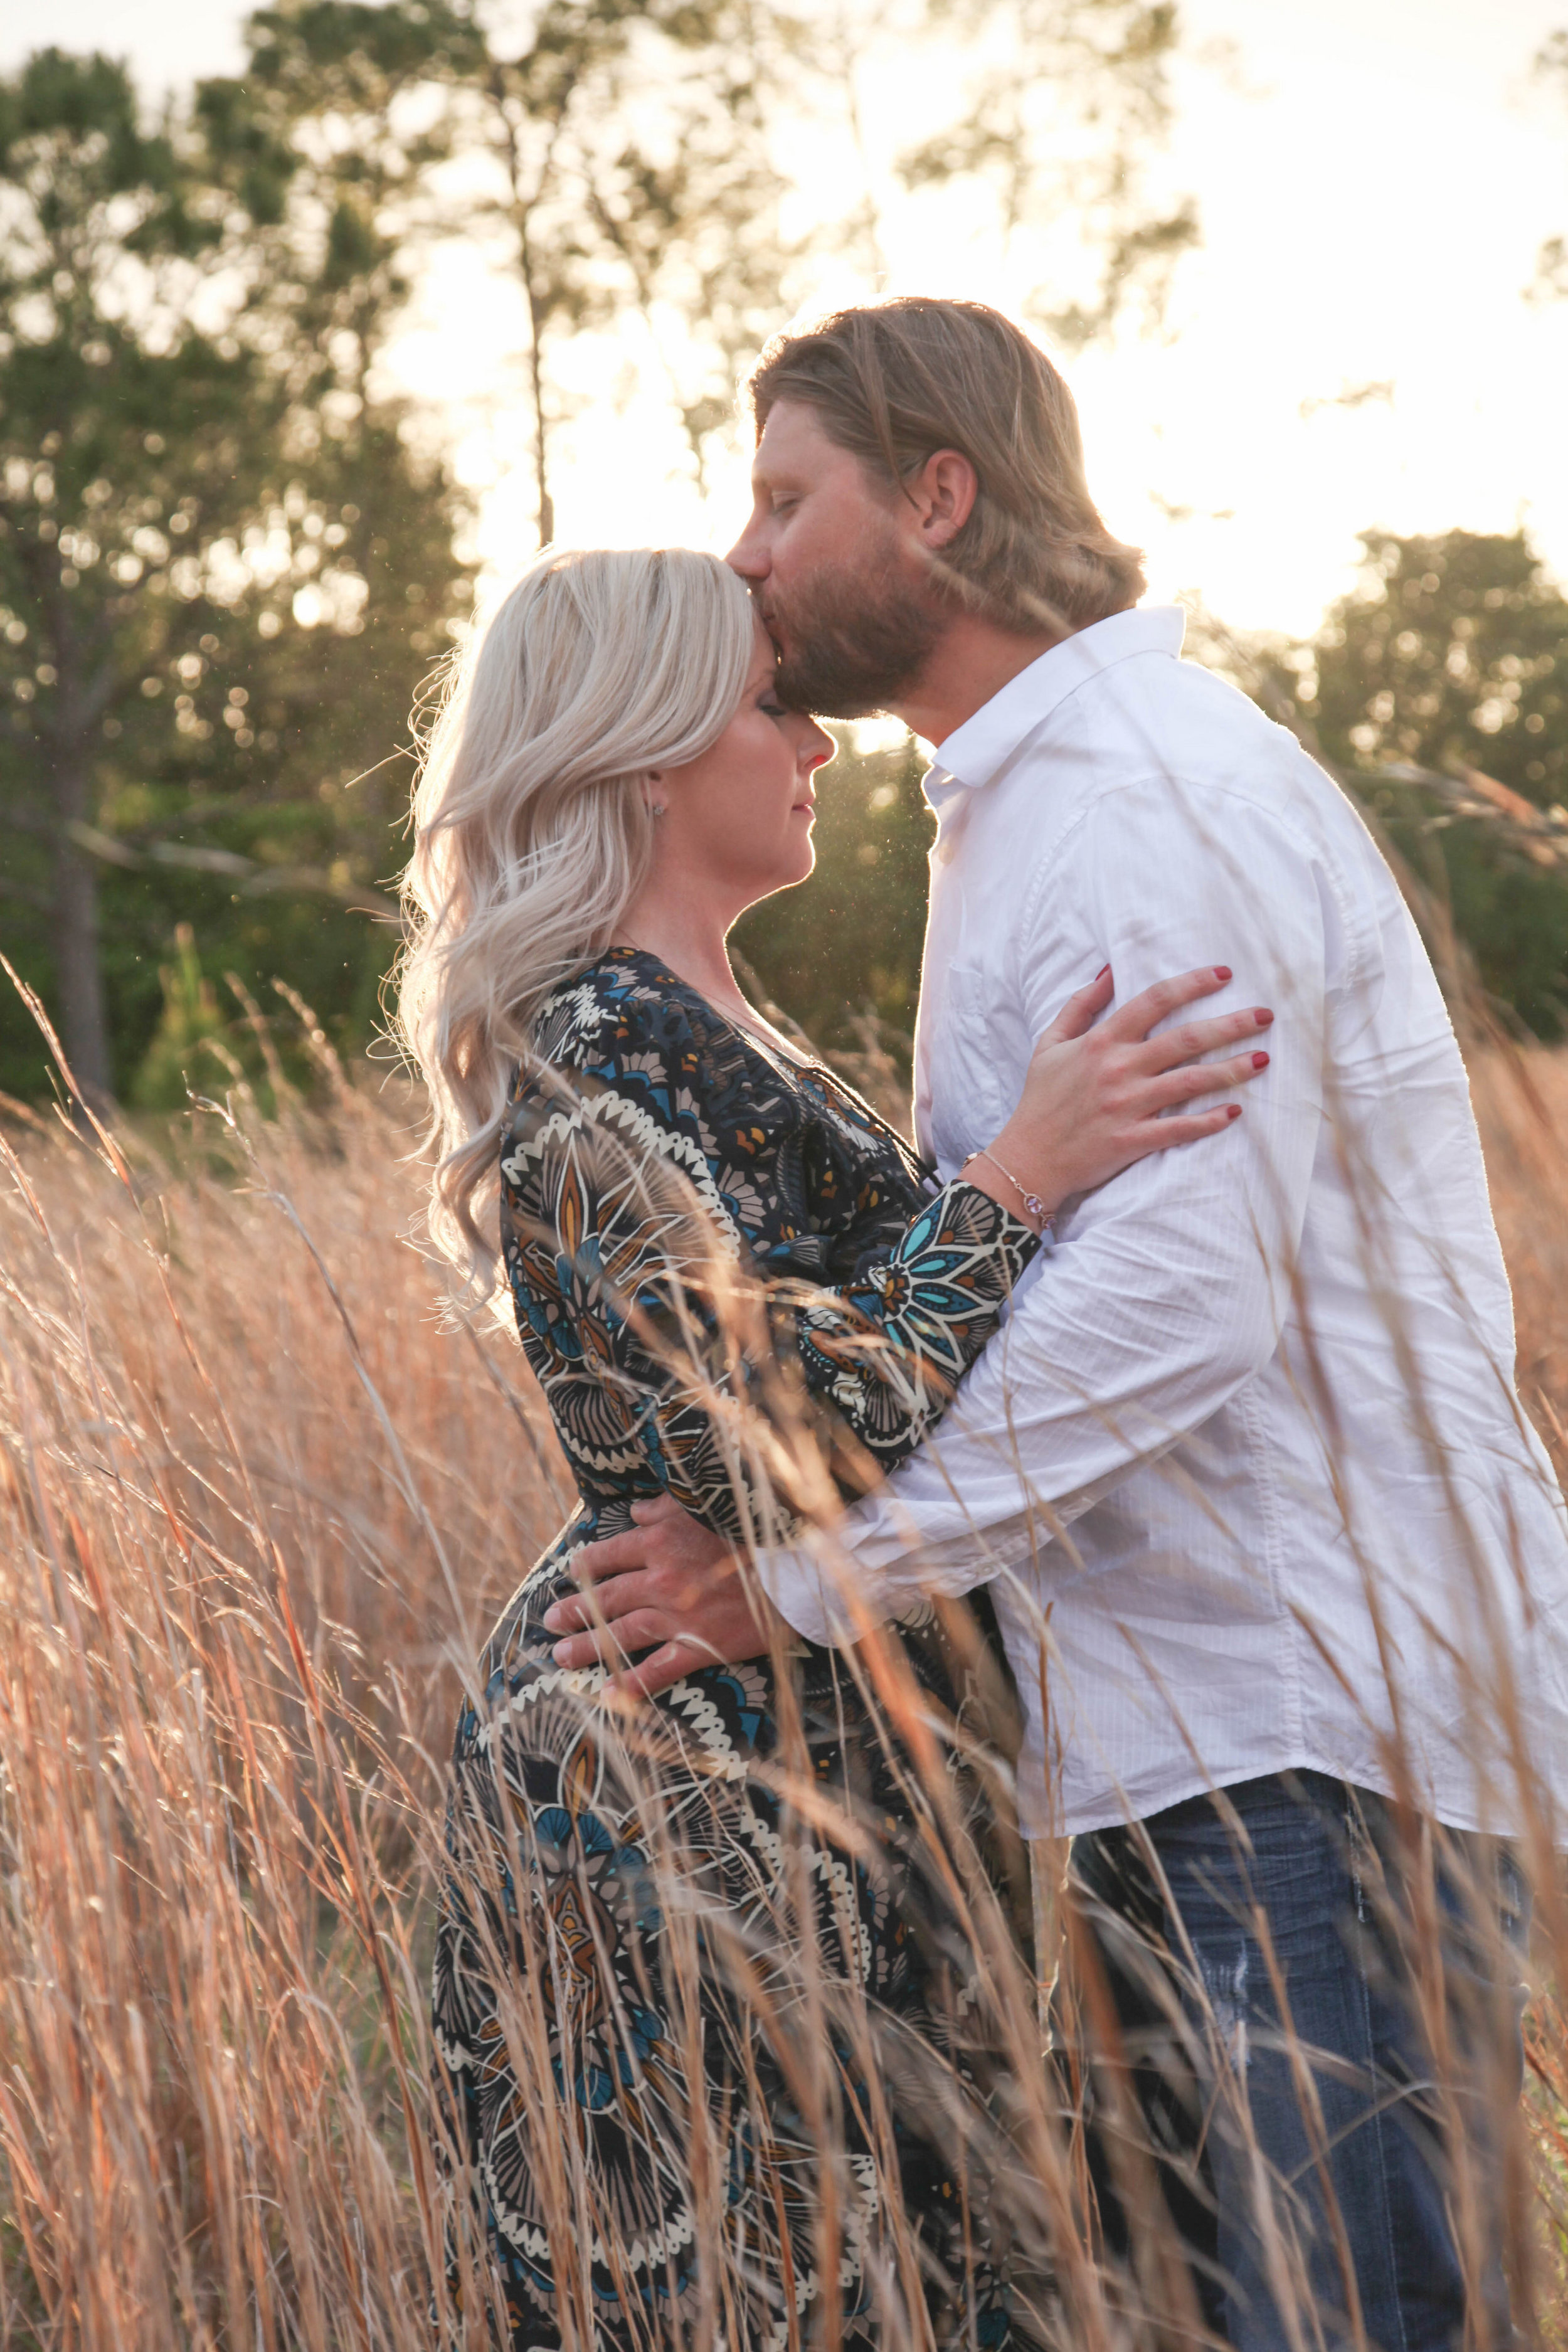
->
[926, 605, 1187, 798]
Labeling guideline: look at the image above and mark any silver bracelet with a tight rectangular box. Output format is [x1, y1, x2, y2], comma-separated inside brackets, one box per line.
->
[960, 1147, 1054, 1231]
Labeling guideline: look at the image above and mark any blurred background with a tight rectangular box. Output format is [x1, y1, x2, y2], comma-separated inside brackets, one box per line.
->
[2, 0, 1565, 1113]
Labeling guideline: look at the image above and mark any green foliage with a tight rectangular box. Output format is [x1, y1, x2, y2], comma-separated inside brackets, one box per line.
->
[130, 922, 228, 1111]
[1301, 530, 1565, 803]
[1281, 529, 1568, 1034]
[898, 0, 1196, 347]
[0, 38, 471, 1104]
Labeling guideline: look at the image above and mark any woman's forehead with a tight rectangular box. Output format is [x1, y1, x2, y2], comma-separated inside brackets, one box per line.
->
[744, 619, 776, 681]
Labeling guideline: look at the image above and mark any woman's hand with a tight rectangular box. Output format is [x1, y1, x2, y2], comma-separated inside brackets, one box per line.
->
[970, 964, 1273, 1228]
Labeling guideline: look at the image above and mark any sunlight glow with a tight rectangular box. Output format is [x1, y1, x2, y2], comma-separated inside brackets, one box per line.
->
[15, 0, 1568, 644]
[389, 0, 1568, 640]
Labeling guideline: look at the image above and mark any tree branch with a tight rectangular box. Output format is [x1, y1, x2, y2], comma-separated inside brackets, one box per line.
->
[61, 820, 400, 916]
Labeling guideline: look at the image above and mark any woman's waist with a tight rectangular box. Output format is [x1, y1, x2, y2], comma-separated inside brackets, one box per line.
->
[561, 1491, 645, 1542]
[511, 1491, 648, 1593]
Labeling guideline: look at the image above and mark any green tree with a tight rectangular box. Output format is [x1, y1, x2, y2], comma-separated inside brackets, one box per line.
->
[895, 0, 1197, 348]
[198, 3, 795, 575]
[0, 42, 470, 1103]
[1299, 529, 1567, 804]
[1, 1, 1204, 1103]
[450, 0, 795, 538]
[1280, 529, 1568, 1033]
[411, 0, 1202, 543]
[0, 47, 285, 1101]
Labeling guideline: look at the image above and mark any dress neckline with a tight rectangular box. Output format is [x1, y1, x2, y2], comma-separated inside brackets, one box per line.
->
[603, 943, 825, 1079]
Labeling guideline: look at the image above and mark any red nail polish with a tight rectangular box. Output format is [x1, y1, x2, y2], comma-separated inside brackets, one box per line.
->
[1214, 965, 1232, 983]
[1252, 1051, 1270, 1070]
[1255, 1008, 1274, 1026]
[1227, 1103, 1242, 1120]
[1096, 963, 1111, 980]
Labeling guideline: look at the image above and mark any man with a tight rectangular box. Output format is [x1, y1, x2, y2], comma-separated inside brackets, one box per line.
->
[543, 298, 1568, 2346]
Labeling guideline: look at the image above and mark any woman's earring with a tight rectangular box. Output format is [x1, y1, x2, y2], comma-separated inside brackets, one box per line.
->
[650, 803, 667, 820]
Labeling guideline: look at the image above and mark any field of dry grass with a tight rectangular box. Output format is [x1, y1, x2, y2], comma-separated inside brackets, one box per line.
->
[3, 1012, 1568, 2347]
[0, 1035, 565, 2347]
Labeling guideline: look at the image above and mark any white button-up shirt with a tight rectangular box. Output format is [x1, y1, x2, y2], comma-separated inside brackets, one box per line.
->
[765, 607, 1568, 1838]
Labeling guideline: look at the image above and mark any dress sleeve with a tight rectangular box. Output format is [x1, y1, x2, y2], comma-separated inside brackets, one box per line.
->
[499, 987, 1039, 1541]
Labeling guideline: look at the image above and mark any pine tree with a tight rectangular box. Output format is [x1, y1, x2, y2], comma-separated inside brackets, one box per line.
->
[0, 43, 471, 1103]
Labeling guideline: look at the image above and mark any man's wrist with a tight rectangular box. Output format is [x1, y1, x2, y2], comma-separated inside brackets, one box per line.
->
[755, 1528, 890, 1651]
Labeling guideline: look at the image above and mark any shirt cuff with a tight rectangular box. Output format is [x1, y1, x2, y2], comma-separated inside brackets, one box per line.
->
[755, 1531, 861, 1650]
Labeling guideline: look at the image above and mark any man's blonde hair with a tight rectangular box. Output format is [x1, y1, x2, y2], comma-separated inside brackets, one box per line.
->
[749, 298, 1145, 635]
[394, 546, 755, 1291]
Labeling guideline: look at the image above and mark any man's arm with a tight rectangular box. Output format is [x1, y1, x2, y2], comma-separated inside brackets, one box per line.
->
[548, 771, 1328, 1683]
[761, 771, 1329, 1643]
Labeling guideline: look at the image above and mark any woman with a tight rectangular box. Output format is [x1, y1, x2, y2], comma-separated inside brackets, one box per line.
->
[397, 548, 1271, 2350]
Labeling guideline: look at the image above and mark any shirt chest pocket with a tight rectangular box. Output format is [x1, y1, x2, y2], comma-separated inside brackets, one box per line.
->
[926, 962, 1020, 1170]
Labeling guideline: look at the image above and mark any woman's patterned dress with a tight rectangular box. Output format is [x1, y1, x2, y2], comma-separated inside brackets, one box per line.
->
[432, 949, 1039, 2350]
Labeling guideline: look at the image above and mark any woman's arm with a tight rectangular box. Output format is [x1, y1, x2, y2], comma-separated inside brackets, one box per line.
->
[501, 991, 1039, 1544]
[512, 955, 1271, 1538]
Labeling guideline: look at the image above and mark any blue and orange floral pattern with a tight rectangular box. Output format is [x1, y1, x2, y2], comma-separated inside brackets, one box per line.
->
[433, 949, 1036, 2349]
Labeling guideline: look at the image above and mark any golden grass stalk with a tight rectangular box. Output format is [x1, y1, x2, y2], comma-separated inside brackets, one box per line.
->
[1, 988, 1567, 2347]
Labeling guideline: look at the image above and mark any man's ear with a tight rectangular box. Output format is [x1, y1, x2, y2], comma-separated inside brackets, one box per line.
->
[910, 448, 978, 549]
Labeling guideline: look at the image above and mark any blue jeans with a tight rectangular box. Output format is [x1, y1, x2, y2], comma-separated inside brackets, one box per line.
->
[1059, 1773, 1530, 2351]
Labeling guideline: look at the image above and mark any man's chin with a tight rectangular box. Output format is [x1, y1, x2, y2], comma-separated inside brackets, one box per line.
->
[768, 561, 941, 718]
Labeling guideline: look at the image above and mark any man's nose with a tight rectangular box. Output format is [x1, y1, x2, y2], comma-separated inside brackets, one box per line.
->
[724, 521, 766, 580]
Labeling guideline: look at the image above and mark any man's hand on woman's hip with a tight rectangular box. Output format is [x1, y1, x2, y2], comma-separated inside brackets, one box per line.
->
[543, 1493, 778, 1700]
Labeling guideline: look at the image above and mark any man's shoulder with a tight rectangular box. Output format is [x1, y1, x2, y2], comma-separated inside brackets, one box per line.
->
[1037, 649, 1353, 840]
[1079, 647, 1299, 779]
[990, 650, 1382, 946]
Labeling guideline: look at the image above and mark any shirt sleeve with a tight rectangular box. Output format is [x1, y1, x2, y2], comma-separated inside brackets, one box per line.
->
[759, 772, 1331, 1642]
[499, 992, 1039, 1546]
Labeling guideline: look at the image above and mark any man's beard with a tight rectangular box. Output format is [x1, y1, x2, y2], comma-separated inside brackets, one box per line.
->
[768, 540, 946, 719]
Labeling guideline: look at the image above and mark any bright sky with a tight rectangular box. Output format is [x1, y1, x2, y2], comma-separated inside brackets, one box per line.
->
[11, 0, 1568, 639]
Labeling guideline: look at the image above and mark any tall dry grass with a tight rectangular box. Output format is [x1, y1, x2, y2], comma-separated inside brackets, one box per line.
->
[3, 997, 1568, 2346]
[1466, 1044, 1568, 2324]
[0, 1017, 566, 2348]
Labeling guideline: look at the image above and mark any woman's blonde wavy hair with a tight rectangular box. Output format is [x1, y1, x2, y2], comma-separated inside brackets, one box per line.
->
[394, 546, 756, 1292]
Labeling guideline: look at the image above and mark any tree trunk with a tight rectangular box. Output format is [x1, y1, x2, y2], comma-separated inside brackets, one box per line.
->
[31, 527, 117, 1108]
[527, 277, 553, 547]
[490, 76, 556, 551]
[48, 738, 114, 1108]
